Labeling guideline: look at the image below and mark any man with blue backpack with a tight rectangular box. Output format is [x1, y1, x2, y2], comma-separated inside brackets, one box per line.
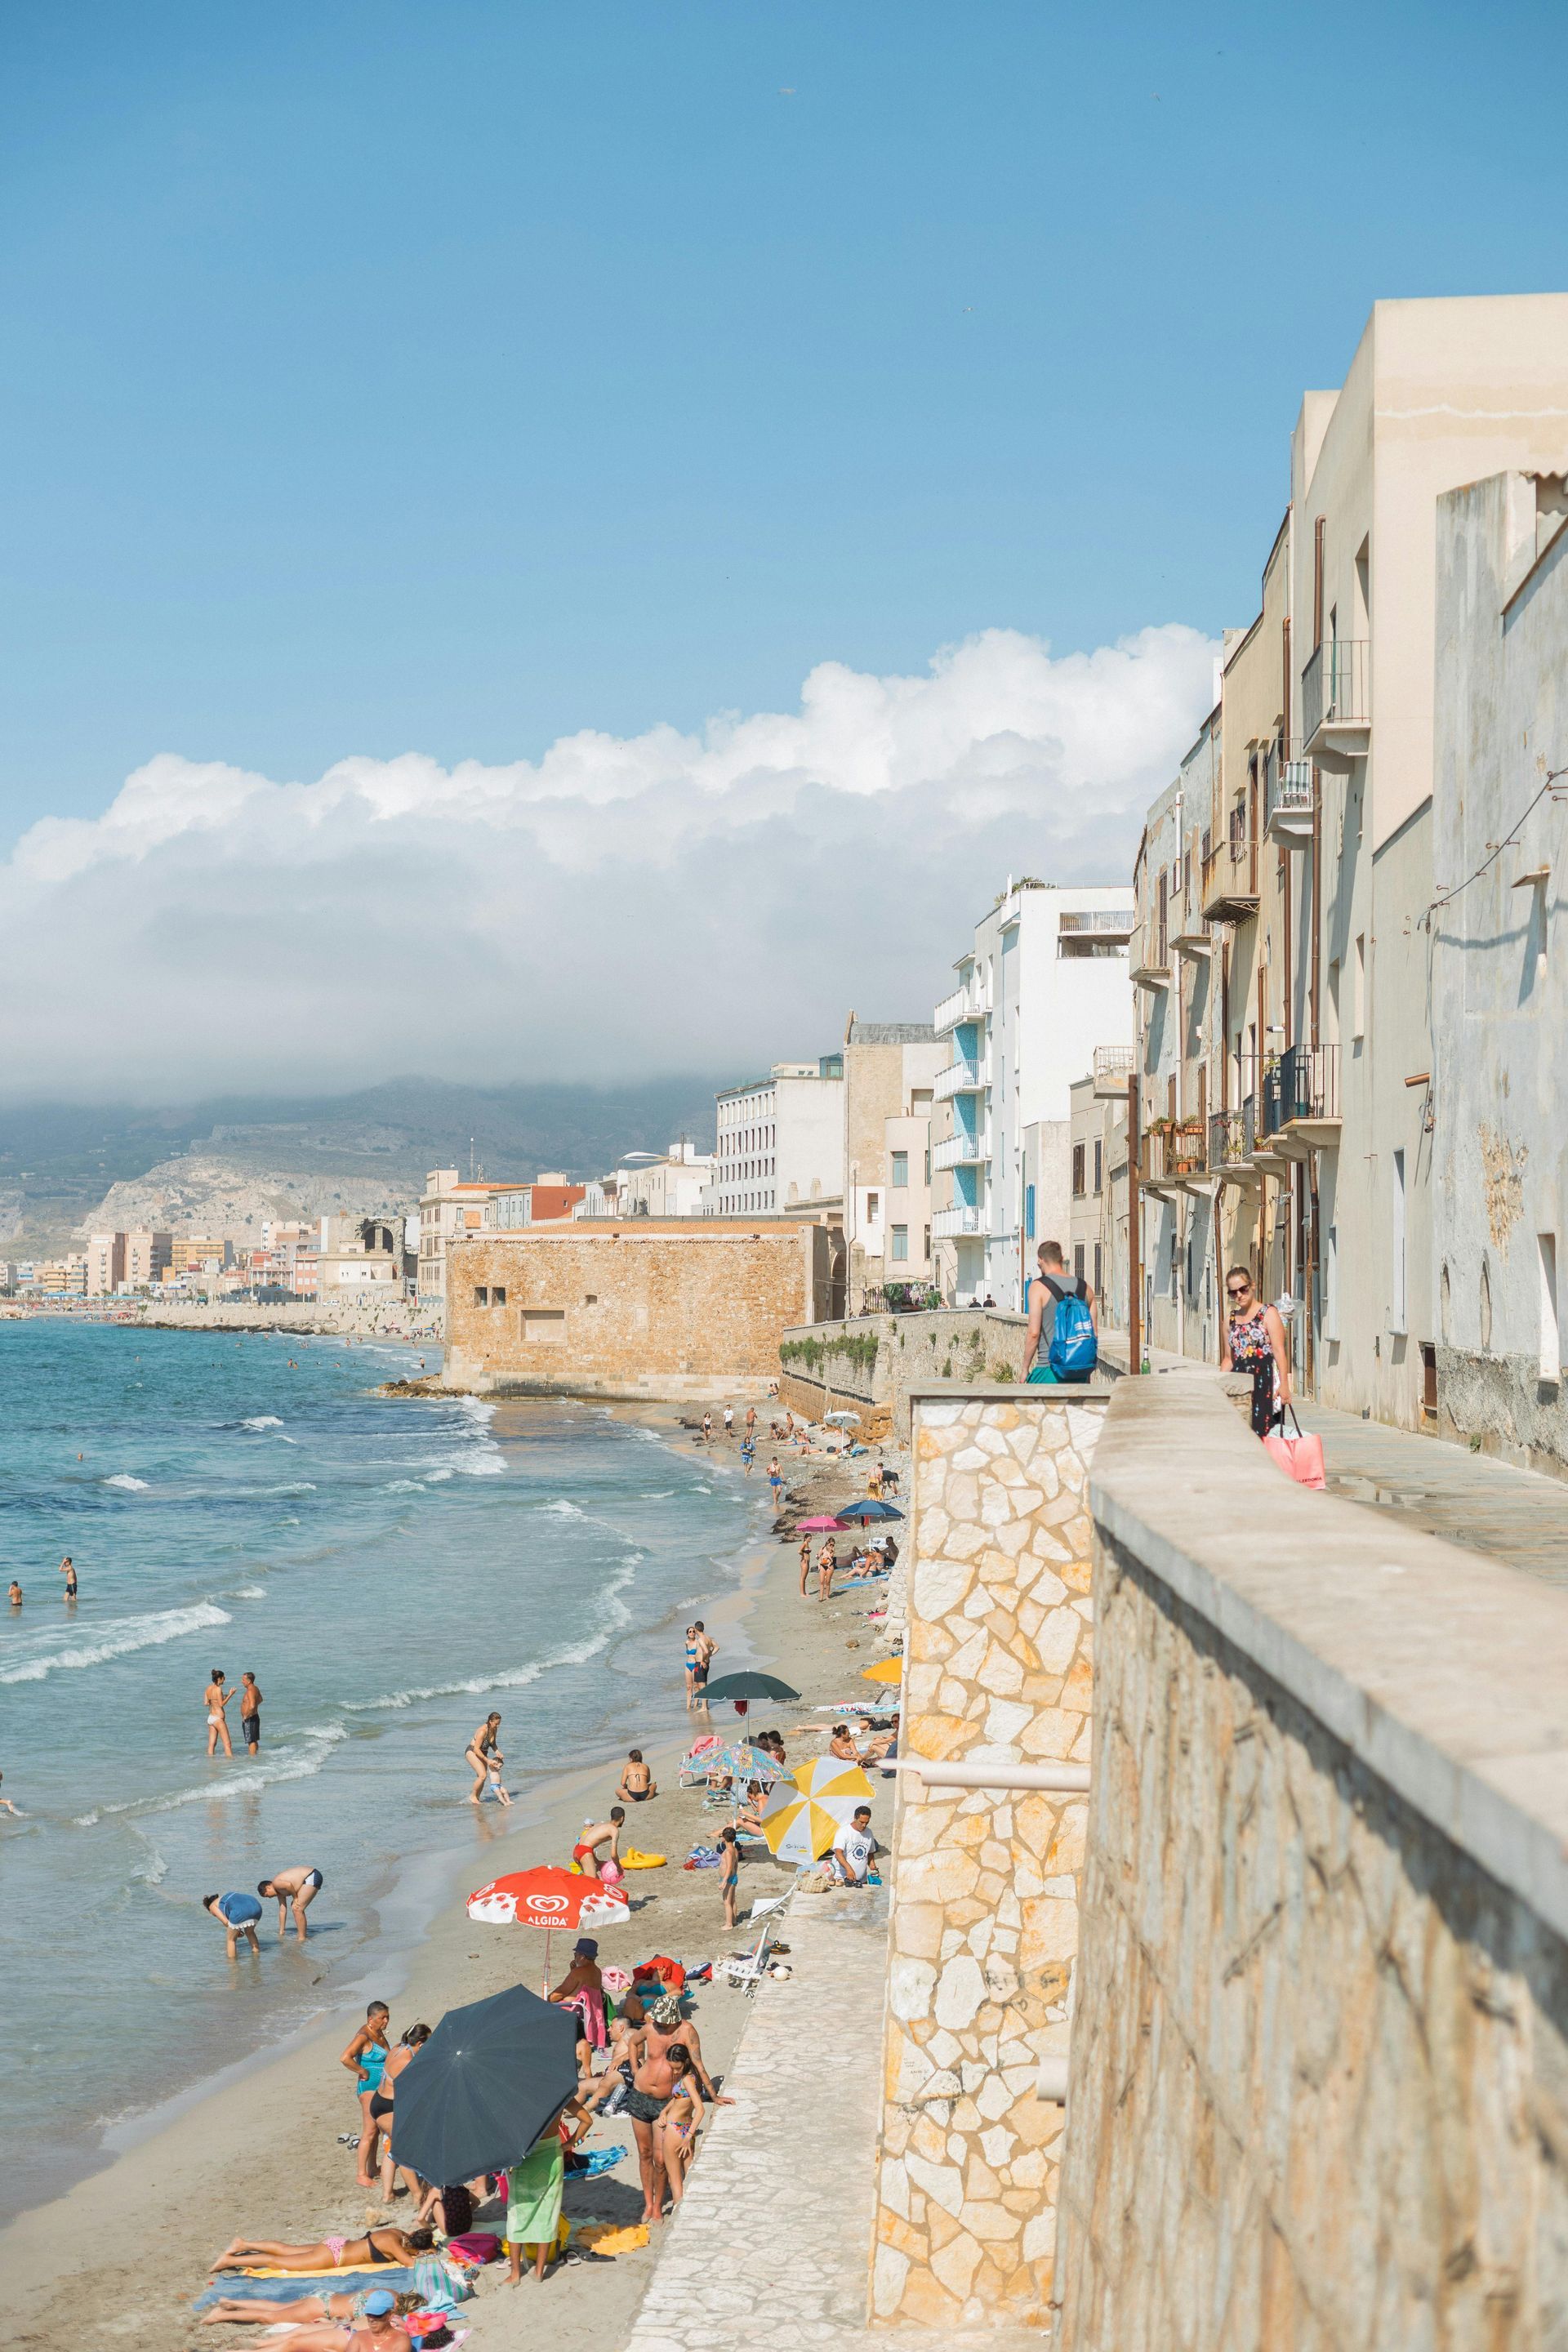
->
[1022, 1241, 1098, 1384]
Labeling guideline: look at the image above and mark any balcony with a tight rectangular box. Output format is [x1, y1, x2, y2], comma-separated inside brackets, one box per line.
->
[1171, 911, 1212, 959]
[933, 980, 977, 1033]
[1092, 1045, 1134, 1098]
[1201, 813, 1260, 922]
[1140, 1117, 1206, 1198]
[1129, 921, 1170, 991]
[932, 1204, 983, 1240]
[1265, 748, 1316, 846]
[1208, 1095, 1259, 1182]
[932, 1125, 991, 1171]
[1267, 1043, 1342, 1153]
[933, 1054, 988, 1102]
[1058, 906, 1135, 960]
[1301, 639, 1370, 769]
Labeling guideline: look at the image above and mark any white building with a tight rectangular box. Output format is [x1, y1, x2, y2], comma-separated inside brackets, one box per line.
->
[712, 1058, 845, 1217]
[606, 1141, 715, 1219]
[932, 882, 1135, 1308]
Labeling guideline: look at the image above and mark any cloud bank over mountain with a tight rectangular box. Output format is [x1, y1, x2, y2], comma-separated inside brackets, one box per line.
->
[2, 623, 1216, 1098]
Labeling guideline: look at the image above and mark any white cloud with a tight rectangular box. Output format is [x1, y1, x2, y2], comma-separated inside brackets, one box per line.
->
[1, 622, 1215, 1098]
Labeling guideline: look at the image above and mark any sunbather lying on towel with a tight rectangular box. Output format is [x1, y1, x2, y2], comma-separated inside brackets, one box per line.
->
[200, 2284, 421, 2327]
[209, 2225, 433, 2275]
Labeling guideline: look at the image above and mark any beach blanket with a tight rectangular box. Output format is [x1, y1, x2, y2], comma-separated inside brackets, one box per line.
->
[573, 2221, 649, 2254]
[194, 2270, 420, 2310]
[565, 2143, 628, 2178]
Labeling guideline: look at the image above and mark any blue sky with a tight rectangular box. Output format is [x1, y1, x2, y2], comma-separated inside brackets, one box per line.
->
[2, 0, 1563, 844]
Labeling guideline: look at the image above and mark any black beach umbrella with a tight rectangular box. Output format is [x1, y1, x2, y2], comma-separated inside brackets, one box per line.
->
[702, 1669, 801, 1717]
[390, 1982, 578, 2185]
[836, 1499, 904, 1522]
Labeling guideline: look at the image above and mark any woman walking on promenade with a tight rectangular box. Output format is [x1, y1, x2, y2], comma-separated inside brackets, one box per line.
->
[1220, 1265, 1292, 1436]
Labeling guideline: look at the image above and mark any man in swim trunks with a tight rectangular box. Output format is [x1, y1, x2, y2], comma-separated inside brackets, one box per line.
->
[258, 1863, 324, 1940]
[572, 1808, 626, 1880]
[238, 1669, 262, 1753]
[59, 1554, 77, 1598]
[7, 1581, 21, 1607]
[616, 1749, 657, 1802]
[203, 1888, 264, 1959]
[692, 1623, 715, 1697]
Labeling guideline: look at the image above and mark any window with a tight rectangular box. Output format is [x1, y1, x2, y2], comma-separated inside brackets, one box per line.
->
[1025, 1183, 1036, 1241]
[1071, 1143, 1086, 1197]
[891, 1224, 909, 1263]
[1094, 1242, 1102, 1294]
[924, 1148, 931, 1184]
[491, 1286, 506, 1307]
[1326, 957, 1342, 1048]
[923, 1225, 931, 1261]
[585, 1293, 598, 1306]
[1391, 1151, 1406, 1334]
[890, 1152, 909, 1188]
[522, 1308, 566, 1344]
[1541, 1234, 1561, 1382]
[866, 1192, 880, 1221]
[1093, 1139, 1102, 1194]
[473, 1286, 488, 1306]
[1325, 1226, 1339, 1341]
[1074, 1243, 1086, 1281]
[1353, 934, 1366, 1040]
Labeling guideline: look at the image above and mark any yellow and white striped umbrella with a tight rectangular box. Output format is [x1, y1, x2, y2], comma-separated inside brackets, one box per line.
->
[760, 1778, 861, 1865]
[791, 1755, 875, 1806]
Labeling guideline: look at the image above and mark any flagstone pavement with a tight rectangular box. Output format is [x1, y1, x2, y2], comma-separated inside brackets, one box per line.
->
[624, 1882, 1041, 2352]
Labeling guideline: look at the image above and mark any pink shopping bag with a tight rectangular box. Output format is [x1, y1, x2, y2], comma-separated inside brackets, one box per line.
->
[1264, 1406, 1325, 1490]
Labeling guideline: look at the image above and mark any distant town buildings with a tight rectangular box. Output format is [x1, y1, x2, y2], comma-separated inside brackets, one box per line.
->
[712, 1058, 845, 1218]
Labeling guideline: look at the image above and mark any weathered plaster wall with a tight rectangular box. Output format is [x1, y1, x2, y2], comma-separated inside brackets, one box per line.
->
[1058, 1369, 1568, 2350]
[870, 1384, 1107, 2332]
[1432, 470, 1568, 1479]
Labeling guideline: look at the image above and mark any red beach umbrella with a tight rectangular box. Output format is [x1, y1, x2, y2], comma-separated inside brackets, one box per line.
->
[466, 1866, 631, 1993]
[797, 1516, 846, 1531]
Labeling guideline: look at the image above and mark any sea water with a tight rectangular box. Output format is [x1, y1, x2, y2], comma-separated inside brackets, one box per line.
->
[0, 1321, 760, 2219]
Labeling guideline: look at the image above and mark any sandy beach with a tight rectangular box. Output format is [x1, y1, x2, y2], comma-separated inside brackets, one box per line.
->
[2, 1411, 904, 2352]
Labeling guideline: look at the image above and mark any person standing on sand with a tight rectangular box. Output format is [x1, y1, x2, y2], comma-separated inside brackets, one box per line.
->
[203, 1668, 234, 1757]
[799, 1535, 813, 1597]
[767, 1459, 784, 1508]
[257, 1864, 323, 1940]
[745, 1404, 757, 1443]
[816, 1536, 837, 1604]
[682, 1625, 698, 1710]
[58, 1555, 77, 1600]
[692, 1623, 715, 1701]
[238, 1670, 262, 1753]
[572, 1808, 626, 1881]
[465, 1712, 504, 1803]
[702, 1411, 714, 1445]
[718, 1825, 741, 1930]
[723, 1405, 734, 1439]
[341, 2001, 392, 2187]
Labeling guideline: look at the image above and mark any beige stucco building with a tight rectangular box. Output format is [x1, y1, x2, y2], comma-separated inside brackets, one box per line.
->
[842, 1018, 945, 1309]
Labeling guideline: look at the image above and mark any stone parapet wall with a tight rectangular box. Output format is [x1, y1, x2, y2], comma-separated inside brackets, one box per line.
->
[780, 1310, 1031, 1442]
[1058, 1373, 1568, 2349]
[871, 1384, 1107, 2332]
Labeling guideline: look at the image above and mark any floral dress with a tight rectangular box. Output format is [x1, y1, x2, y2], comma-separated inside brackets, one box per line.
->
[1228, 1306, 1278, 1436]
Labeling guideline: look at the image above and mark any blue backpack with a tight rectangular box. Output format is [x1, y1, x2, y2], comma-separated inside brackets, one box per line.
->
[1045, 1276, 1097, 1379]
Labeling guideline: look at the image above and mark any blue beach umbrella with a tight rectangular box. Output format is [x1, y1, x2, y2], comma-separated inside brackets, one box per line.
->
[836, 1499, 903, 1522]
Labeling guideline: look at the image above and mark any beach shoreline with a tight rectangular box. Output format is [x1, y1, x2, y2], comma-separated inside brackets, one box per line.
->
[0, 1404, 904, 2352]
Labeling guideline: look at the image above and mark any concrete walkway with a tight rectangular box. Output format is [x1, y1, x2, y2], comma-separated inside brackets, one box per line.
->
[624, 1884, 1038, 2352]
[1294, 1398, 1568, 1590]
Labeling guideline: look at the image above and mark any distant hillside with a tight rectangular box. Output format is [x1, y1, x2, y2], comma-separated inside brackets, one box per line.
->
[0, 1075, 724, 1256]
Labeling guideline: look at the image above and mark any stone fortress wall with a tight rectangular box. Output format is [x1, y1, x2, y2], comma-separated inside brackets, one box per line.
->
[870, 1383, 1108, 2330]
[1058, 1371, 1568, 2350]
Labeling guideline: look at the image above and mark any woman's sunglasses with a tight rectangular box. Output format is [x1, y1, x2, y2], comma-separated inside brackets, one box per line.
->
[1227, 1284, 1252, 1300]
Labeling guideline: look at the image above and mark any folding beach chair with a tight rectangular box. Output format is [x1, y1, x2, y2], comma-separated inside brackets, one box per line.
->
[718, 1895, 791, 1993]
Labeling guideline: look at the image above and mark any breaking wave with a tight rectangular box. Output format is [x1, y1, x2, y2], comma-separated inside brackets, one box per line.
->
[0, 1601, 232, 1686]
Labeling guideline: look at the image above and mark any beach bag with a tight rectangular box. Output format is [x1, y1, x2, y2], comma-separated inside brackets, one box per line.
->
[1045, 1276, 1098, 1379]
[1264, 1405, 1326, 1490]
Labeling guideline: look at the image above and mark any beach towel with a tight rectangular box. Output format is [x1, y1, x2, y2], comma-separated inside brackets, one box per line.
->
[193, 2270, 421, 2311]
[564, 2143, 628, 2178]
[684, 1846, 722, 1869]
[442, 2235, 499, 2268]
[506, 2132, 566, 2251]
[573, 2221, 650, 2254]
[563, 1983, 607, 2049]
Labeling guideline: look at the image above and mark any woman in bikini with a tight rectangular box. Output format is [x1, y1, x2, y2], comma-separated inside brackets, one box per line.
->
[199, 2287, 423, 2328]
[466, 1713, 503, 1805]
[208, 2224, 434, 2275]
[373, 2022, 431, 2203]
[203, 1667, 234, 1758]
[653, 2044, 705, 2205]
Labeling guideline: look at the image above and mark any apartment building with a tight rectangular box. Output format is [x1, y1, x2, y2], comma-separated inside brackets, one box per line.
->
[417, 1169, 533, 1301]
[38, 1254, 88, 1297]
[1067, 1051, 1134, 1315]
[85, 1232, 126, 1296]
[932, 883, 1135, 1309]
[1430, 466, 1568, 1476]
[841, 1019, 945, 1310]
[124, 1231, 172, 1289]
[712, 1058, 844, 1218]
[1128, 293, 1568, 1432]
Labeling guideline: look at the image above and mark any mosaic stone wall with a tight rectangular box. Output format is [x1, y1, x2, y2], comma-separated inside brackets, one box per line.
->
[870, 1386, 1107, 2331]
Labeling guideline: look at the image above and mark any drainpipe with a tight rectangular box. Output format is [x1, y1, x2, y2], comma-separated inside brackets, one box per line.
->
[1128, 1076, 1143, 1373]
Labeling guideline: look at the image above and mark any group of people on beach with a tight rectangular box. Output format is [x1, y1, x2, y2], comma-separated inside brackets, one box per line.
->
[203, 1863, 325, 1957]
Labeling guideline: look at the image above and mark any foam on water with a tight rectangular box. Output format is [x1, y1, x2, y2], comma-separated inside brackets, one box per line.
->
[105, 1472, 150, 1490]
[0, 1601, 232, 1686]
[241, 1415, 284, 1431]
